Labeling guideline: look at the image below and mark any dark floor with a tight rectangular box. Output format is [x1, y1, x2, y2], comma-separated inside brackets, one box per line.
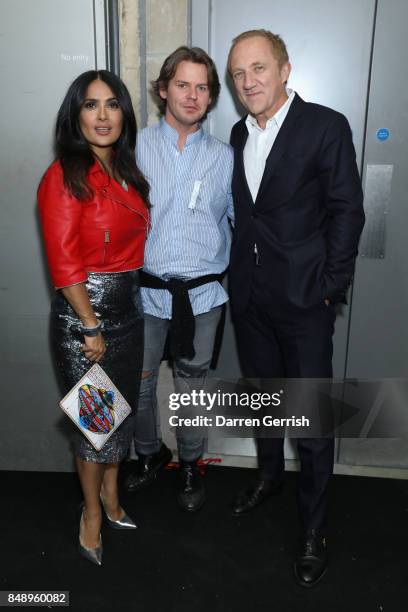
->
[1, 464, 407, 612]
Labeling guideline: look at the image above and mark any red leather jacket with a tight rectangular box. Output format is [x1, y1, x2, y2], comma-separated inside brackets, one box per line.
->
[38, 161, 149, 288]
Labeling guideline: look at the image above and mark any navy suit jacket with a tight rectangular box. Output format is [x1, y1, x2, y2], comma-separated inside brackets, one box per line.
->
[229, 93, 365, 314]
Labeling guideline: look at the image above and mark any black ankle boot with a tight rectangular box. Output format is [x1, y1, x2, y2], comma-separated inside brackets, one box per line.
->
[125, 443, 172, 492]
[177, 460, 205, 512]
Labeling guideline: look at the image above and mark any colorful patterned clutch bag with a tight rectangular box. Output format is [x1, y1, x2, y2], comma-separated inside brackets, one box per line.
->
[60, 364, 132, 451]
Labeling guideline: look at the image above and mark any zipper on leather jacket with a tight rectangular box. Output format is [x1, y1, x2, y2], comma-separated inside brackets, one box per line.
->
[100, 188, 150, 227]
[103, 229, 110, 263]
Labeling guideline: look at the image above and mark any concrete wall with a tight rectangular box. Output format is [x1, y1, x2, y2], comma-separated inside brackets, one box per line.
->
[119, 0, 143, 122]
[119, 0, 189, 127]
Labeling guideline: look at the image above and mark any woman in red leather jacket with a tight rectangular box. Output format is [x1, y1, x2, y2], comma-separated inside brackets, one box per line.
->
[38, 70, 150, 566]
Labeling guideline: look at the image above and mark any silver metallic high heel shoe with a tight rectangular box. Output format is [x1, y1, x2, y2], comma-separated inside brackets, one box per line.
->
[78, 511, 103, 566]
[100, 496, 138, 530]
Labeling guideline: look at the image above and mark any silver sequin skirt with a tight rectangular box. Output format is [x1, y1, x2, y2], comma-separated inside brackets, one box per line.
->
[51, 270, 143, 463]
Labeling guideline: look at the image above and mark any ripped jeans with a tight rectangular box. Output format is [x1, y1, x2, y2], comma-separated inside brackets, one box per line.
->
[133, 306, 222, 462]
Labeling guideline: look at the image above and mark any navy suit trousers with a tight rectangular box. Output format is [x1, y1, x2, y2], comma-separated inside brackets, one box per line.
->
[234, 265, 336, 533]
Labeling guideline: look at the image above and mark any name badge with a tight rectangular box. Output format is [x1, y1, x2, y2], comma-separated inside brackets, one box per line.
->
[188, 180, 202, 211]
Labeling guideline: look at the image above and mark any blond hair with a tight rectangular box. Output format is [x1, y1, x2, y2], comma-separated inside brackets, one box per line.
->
[228, 29, 289, 72]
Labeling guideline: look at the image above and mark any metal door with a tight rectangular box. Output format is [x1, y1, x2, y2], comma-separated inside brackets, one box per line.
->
[339, 0, 408, 469]
[0, 0, 106, 471]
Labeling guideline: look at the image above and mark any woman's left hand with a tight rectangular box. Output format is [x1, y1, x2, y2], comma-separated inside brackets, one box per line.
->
[60, 283, 107, 362]
[81, 333, 106, 362]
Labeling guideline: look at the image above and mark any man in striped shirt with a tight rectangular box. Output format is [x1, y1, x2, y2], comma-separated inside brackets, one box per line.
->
[125, 47, 234, 512]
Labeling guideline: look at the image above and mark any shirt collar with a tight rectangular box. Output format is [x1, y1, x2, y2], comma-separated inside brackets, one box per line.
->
[159, 117, 204, 147]
[246, 88, 295, 133]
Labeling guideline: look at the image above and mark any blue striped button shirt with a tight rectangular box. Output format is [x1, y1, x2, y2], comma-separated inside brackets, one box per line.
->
[136, 118, 234, 319]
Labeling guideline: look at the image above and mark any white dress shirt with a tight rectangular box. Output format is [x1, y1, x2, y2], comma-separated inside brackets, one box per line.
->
[244, 89, 296, 202]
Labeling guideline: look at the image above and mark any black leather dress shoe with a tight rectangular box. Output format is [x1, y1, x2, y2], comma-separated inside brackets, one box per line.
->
[293, 530, 328, 588]
[125, 443, 172, 492]
[177, 461, 205, 512]
[231, 478, 283, 516]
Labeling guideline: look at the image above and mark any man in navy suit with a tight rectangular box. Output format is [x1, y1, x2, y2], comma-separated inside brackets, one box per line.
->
[228, 29, 365, 587]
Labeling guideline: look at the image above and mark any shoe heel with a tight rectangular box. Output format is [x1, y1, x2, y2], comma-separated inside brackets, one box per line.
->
[100, 497, 138, 530]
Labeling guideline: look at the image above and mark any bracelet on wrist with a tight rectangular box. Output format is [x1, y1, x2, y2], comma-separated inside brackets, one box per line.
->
[80, 319, 103, 337]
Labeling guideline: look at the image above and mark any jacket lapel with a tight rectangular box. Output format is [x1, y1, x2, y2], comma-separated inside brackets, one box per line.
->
[233, 119, 255, 205]
[89, 164, 149, 222]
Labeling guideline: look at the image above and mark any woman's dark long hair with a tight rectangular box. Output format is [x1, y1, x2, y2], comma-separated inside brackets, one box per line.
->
[55, 70, 149, 205]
